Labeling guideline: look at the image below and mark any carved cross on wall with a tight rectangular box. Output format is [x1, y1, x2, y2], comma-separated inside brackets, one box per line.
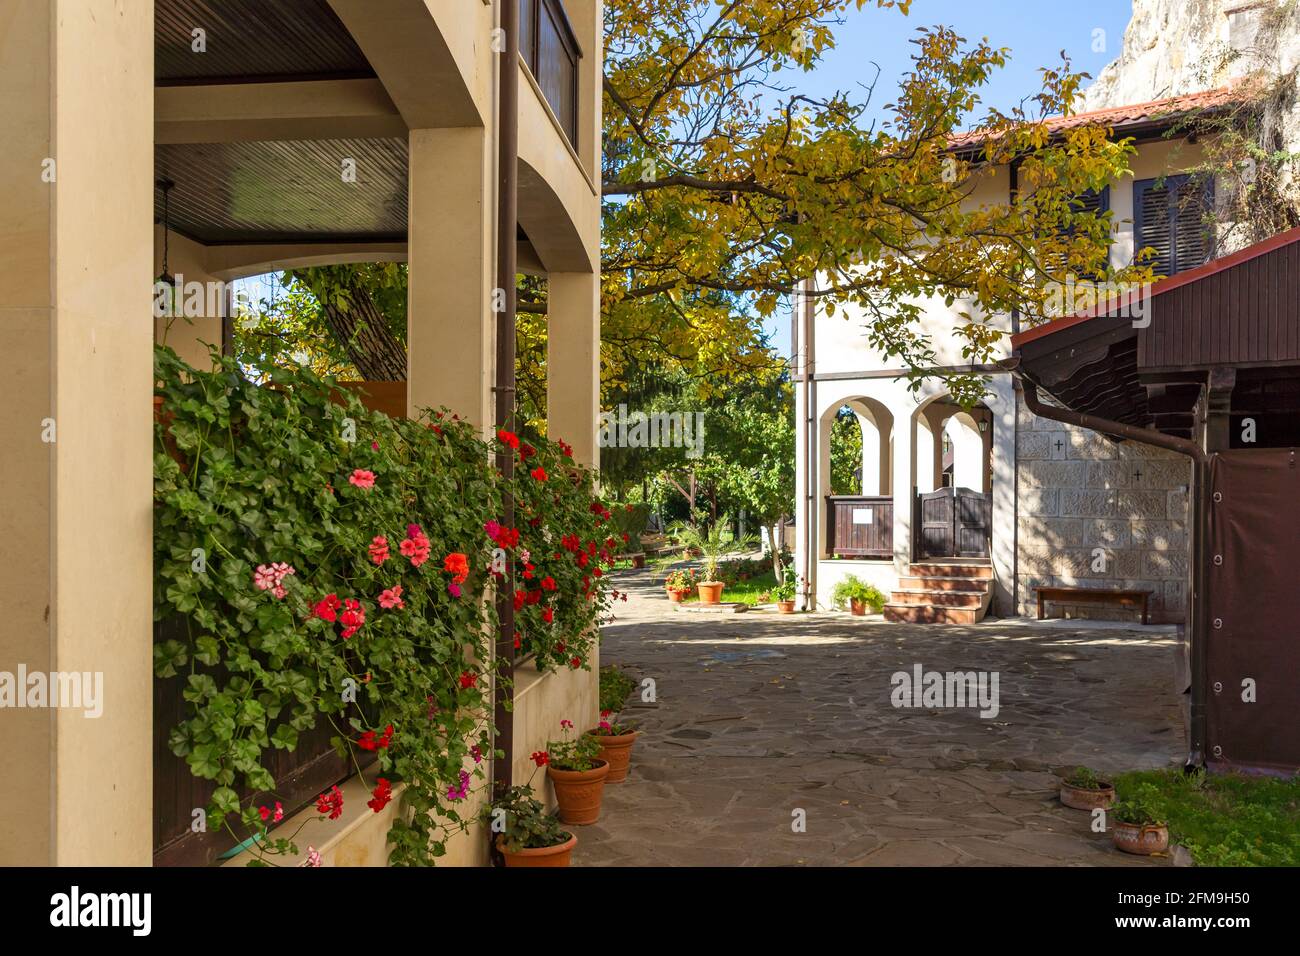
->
[1054, 439, 1064, 453]
[1132, 468, 1143, 482]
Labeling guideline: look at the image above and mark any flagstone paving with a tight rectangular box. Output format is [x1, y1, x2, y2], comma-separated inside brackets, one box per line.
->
[574, 567, 1183, 867]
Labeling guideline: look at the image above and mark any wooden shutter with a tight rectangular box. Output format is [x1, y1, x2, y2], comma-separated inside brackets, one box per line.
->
[1134, 175, 1214, 278]
[1069, 186, 1110, 279]
[1173, 177, 1215, 273]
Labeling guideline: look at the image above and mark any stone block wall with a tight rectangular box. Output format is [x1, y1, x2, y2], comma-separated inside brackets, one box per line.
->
[1014, 395, 1192, 623]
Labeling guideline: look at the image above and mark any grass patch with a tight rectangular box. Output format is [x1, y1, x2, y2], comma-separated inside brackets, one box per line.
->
[1111, 768, 1300, 866]
[682, 568, 778, 605]
[599, 664, 637, 714]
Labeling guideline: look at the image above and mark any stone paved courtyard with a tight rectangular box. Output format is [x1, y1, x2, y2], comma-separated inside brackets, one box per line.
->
[574, 567, 1184, 867]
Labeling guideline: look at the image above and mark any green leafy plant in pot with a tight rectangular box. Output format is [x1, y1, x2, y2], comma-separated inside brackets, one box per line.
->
[588, 709, 639, 784]
[831, 575, 886, 615]
[1059, 765, 1116, 811]
[489, 784, 576, 867]
[1111, 786, 1169, 856]
[541, 719, 609, 825]
[771, 558, 799, 613]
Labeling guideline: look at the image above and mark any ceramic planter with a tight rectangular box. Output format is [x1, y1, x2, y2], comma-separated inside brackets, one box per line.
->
[697, 581, 724, 605]
[667, 588, 688, 603]
[1112, 821, 1169, 856]
[1059, 779, 1116, 811]
[591, 730, 639, 783]
[631, 554, 646, 569]
[497, 832, 577, 867]
[849, 598, 868, 616]
[547, 760, 610, 825]
[777, 600, 796, 614]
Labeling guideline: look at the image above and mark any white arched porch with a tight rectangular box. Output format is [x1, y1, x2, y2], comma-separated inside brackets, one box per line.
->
[794, 374, 1017, 614]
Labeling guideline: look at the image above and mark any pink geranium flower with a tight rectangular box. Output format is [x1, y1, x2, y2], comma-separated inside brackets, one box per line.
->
[446, 770, 470, 801]
[379, 585, 404, 610]
[349, 469, 376, 489]
[368, 536, 390, 565]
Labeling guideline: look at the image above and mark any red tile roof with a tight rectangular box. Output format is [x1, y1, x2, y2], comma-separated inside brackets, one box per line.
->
[949, 86, 1244, 151]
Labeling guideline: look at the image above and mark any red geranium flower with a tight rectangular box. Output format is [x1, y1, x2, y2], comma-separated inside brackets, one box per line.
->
[443, 552, 470, 584]
[542, 607, 554, 624]
[530, 750, 549, 767]
[316, 785, 344, 820]
[458, 670, 478, 689]
[313, 593, 342, 623]
[497, 429, 520, 450]
[530, 466, 547, 481]
[367, 778, 393, 813]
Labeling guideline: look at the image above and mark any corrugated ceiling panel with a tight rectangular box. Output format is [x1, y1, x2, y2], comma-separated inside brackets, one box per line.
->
[156, 138, 407, 243]
[156, 0, 373, 81]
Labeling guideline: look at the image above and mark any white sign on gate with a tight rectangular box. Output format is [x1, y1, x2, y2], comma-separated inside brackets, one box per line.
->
[852, 508, 873, 525]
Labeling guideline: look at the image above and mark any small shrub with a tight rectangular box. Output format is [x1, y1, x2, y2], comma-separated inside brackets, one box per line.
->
[830, 575, 886, 612]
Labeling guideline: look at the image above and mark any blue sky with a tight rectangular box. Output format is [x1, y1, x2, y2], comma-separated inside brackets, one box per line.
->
[760, 0, 1136, 351]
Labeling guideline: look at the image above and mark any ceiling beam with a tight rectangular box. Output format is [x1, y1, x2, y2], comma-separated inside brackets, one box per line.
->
[155, 79, 406, 144]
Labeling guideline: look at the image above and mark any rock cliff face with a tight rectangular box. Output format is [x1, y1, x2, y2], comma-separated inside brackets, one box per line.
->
[1082, 0, 1299, 110]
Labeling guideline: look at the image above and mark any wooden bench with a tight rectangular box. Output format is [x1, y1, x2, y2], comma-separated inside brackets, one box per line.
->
[1034, 586, 1153, 625]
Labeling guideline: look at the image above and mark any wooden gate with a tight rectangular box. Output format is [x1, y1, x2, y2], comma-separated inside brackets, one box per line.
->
[914, 486, 991, 559]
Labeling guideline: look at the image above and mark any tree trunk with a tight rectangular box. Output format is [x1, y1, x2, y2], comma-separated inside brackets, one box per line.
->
[321, 284, 408, 381]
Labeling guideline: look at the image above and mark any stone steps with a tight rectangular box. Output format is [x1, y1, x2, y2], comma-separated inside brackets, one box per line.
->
[884, 561, 994, 625]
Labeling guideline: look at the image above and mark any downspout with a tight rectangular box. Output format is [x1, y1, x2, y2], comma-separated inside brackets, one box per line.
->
[801, 279, 817, 610]
[1013, 368, 1209, 770]
[492, 0, 519, 809]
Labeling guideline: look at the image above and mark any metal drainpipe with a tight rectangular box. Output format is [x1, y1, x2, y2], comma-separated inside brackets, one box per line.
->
[801, 279, 817, 610]
[491, 0, 519, 811]
[1015, 370, 1209, 770]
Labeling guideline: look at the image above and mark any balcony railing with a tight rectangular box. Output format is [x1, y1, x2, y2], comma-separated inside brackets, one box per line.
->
[521, 0, 581, 148]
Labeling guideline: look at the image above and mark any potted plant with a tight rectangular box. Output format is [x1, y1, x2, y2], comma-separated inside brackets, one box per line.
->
[1059, 766, 1116, 810]
[664, 567, 696, 603]
[668, 520, 757, 605]
[489, 784, 577, 867]
[1111, 790, 1169, 856]
[544, 719, 610, 824]
[588, 709, 639, 783]
[772, 575, 797, 614]
[831, 575, 886, 616]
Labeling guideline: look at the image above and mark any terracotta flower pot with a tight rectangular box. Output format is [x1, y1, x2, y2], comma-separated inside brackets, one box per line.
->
[849, 598, 867, 616]
[697, 581, 724, 605]
[547, 760, 610, 825]
[777, 600, 796, 614]
[1112, 821, 1169, 856]
[667, 588, 687, 603]
[497, 831, 577, 867]
[631, 554, 646, 569]
[591, 730, 639, 783]
[1059, 779, 1116, 811]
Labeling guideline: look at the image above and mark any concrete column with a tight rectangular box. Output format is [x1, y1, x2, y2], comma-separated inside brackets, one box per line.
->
[407, 126, 494, 429]
[988, 377, 1018, 614]
[0, 0, 154, 865]
[546, 271, 600, 468]
[892, 404, 916, 571]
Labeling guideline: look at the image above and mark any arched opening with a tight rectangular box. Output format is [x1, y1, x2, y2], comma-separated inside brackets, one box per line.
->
[911, 395, 994, 558]
[820, 396, 894, 559]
